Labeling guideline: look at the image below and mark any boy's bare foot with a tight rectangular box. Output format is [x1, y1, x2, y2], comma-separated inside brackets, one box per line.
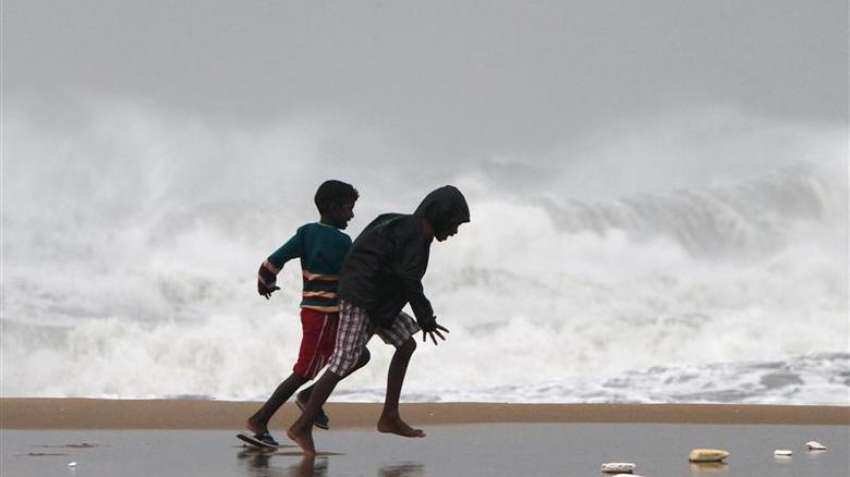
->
[377, 414, 426, 438]
[287, 425, 317, 457]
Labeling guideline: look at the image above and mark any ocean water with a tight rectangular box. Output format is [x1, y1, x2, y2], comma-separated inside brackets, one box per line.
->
[1, 103, 847, 404]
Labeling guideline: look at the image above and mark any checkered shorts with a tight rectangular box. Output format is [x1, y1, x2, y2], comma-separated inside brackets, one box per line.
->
[327, 299, 421, 376]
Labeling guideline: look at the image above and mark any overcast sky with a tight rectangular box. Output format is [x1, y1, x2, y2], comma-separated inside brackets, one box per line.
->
[4, 0, 846, 163]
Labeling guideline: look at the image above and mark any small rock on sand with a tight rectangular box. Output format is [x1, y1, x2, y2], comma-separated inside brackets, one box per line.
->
[689, 449, 730, 463]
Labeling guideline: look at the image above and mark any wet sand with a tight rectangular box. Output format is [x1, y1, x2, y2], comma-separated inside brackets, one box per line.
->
[1, 399, 848, 476]
[2, 424, 848, 476]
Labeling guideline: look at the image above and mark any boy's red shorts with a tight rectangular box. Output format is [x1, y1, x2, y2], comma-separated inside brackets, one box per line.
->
[293, 308, 339, 379]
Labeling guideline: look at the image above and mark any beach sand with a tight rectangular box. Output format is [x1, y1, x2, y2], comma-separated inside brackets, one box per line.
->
[2, 399, 848, 476]
[3, 399, 848, 429]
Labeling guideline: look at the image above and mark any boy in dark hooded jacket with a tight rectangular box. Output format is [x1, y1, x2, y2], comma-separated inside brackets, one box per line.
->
[287, 185, 470, 456]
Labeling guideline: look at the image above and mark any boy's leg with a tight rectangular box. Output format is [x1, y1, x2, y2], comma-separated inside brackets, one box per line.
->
[288, 300, 371, 455]
[296, 312, 371, 429]
[247, 372, 308, 434]
[296, 347, 370, 430]
[373, 312, 425, 438]
[287, 369, 342, 456]
[247, 308, 330, 434]
[376, 337, 425, 437]
[297, 347, 371, 402]
[288, 349, 371, 449]
[296, 385, 314, 404]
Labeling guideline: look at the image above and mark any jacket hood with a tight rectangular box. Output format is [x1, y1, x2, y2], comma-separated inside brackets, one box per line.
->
[413, 185, 470, 235]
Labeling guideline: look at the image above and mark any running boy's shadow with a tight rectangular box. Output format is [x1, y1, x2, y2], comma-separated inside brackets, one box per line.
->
[379, 462, 425, 477]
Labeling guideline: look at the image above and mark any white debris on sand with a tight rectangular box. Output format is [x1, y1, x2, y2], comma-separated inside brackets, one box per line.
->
[601, 462, 636, 473]
[806, 441, 827, 451]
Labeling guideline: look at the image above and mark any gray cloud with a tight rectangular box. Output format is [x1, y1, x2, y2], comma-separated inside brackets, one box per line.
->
[4, 0, 846, 161]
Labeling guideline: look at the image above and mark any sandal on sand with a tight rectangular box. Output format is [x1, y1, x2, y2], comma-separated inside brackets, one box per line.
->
[254, 431, 280, 447]
[296, 397, 330, 430]
[236, 431, 279, 450]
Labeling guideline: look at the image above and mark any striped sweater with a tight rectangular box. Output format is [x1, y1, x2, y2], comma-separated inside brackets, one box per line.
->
[258, 222, 352, 312]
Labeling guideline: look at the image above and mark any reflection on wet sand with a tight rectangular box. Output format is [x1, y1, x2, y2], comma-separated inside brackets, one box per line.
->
[236, 449, 424, 477]
[379, 462, 425, 477]
[689, 462, 729, 474]
[237, 449, 278, 476]
[283, 456, 329, 477]
[237, 450, 329, 477]
[237, 449, 285, 477]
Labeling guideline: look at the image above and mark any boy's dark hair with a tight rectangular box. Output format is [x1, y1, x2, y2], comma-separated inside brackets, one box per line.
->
[314, 180, 359, 214]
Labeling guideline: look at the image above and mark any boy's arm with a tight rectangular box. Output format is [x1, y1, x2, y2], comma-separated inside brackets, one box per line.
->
[395, 245, 449, 345]
[258, 230, 303, 299]
[393, 232, 436, 329]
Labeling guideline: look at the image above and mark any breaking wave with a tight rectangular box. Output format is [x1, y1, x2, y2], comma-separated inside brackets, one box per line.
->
[1, 103, 847, 404]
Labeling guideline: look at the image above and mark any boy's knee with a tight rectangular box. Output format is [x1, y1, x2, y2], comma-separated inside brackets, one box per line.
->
[290, 370, 312, 384]
[397, 337, 416, 355]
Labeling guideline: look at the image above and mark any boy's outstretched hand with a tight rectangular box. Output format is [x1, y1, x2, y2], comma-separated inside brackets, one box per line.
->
[419, 316, 449, 345]
[258, 282, 281, 300]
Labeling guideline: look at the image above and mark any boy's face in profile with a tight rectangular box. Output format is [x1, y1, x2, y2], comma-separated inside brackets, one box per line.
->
[435, 222, 461, 242]
[326, 201, 355, 229]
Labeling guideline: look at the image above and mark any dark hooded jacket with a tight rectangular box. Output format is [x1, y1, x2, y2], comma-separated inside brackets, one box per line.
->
[337, 186, 470, 328]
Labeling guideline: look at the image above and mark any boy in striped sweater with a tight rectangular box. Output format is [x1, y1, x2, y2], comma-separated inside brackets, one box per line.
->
[245, 180, 369, 447]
